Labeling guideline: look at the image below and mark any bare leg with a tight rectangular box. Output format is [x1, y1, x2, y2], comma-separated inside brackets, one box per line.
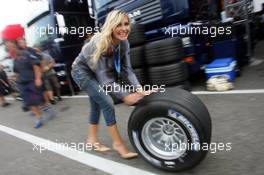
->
[87, 124, 111, 151]
[55, 87, 61, 99]
[108, 124, 138, 159]
[31, 106, 41, 119]
[44, 91, 50, 104]
[0, 96, 10, 107]
[0, 96, 5, 105]
[11, 93, 17, 100]
[87, 124, 99, 143]
[31, 106, 43, 128]
[46, 90, 54, 101]
[51, 75, 61, 100]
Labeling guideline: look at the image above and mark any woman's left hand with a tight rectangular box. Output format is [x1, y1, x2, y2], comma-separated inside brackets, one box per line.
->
[137, 89, 159, 96]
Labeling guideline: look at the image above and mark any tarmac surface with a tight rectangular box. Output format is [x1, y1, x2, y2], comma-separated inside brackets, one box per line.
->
[1, 42, 264, 175]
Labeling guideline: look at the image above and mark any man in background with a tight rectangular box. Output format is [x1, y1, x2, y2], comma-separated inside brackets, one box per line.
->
[35, 47, 61, 104]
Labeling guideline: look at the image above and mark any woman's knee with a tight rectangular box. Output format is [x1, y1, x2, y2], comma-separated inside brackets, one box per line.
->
[99, 96, 115, 112]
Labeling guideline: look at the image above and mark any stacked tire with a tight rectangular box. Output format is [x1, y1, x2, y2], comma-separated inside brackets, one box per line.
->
[145, 37, 188, 88]
[128, 24, 189, 89]
[128, 24, 148, 86]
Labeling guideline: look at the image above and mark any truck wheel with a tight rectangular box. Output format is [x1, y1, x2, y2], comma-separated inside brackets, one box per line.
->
[148, 61, 188, 86]
[145, 37, 183, 66]
[128, 88, 211, 172]
[128, 24, 146, 47]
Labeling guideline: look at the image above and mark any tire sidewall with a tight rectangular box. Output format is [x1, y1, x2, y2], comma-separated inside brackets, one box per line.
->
[128, 100, 208, 171]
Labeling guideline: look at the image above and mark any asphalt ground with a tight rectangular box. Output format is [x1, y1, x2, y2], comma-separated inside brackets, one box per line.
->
[0, 42, 264, 175]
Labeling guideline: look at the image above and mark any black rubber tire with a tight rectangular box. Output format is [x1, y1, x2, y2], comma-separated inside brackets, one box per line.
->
[145, 37, 183, 66]
[119, 68, 148, 86]
[130, 46, 146, 69]
[133, 68, 148, 85]
[128, 24, 146, 47]
[148, 61, 188, 86]
[128, 88, 211, 172]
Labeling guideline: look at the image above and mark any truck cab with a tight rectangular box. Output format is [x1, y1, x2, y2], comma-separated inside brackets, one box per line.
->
[26, 0, 95, 94]
[90, 0, 222, 75]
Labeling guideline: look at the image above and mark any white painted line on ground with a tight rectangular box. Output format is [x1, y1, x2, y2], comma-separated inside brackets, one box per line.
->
[191, 89, 264, 95]
[5, 95, 90, 100]
[5, 89, 264, 101]
[0, 125, 157, 175]
[249, 58, 264, 66]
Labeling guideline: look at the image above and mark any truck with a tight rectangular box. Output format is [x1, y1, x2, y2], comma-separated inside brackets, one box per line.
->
[88, 0, 227, 87]
[25, 0, 96, 94]
[90, 1, 258, 87]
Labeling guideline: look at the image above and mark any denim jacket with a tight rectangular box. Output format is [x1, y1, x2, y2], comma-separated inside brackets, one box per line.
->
[72, 35, 140, 99]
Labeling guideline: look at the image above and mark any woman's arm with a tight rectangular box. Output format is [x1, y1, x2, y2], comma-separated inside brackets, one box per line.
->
[122, 40, 141, 89]
[95, 57, 130, 100]
[30, 54, 43, 87]
[33, 65, 42, 87]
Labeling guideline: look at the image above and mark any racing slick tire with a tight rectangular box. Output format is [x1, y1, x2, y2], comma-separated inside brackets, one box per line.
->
[128, 88, 211, 172]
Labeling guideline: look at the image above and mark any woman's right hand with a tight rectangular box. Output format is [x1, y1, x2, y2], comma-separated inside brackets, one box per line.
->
[122, 92, 144, 106]
[122, 89, 158, 106]
[137, 89, 159, 96]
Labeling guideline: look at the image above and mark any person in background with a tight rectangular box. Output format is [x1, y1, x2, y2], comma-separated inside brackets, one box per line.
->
[1, 24, 55, 128]
[254, 4, 264, 40]
[1, 56, 23, 101]
[14, 29, 56, 115]
[35, 47, 62, 104]
[0, 64, 11, 107]
[11, 35, 46, 111]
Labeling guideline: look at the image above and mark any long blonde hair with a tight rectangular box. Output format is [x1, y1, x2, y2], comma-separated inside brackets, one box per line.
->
[90, 10, 131, 67]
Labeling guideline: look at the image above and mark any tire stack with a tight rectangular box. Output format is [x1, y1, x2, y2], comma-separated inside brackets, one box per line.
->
[128, 24, 189, 90]
[128, 24, 148, 85]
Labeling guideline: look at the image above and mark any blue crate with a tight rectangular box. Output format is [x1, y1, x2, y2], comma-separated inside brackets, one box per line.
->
[205, 58, 237, 81]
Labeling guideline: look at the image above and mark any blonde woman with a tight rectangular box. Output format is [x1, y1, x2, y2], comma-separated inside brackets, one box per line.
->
[71, 10, 151, 159]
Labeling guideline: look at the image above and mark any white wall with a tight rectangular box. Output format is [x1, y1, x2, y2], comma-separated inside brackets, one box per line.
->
[253, 0, 264, 12]
[0, 0, 49, 30]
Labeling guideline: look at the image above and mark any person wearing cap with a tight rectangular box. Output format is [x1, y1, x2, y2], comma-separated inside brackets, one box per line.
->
[15, 36, 51, 103]
[1, 24, 51, 128]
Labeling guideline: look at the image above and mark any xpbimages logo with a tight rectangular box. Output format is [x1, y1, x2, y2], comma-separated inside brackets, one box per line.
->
[164, 141, 232, 154]
[164, 24, 232, 38]
[29, 25, 100, 38]
[32, 141, 100, 153]
[98, 83, 166, 95]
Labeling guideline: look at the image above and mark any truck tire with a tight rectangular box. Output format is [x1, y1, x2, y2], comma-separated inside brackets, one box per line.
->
[148, 61, 188, 86]
[145, 37, 183, 66]
[119, 68, 148, 86]
[130, 46, 146, 68]
[128, 88, 211, 172]
[128, 24, 146, 47]
[134, 68, 148, 85]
